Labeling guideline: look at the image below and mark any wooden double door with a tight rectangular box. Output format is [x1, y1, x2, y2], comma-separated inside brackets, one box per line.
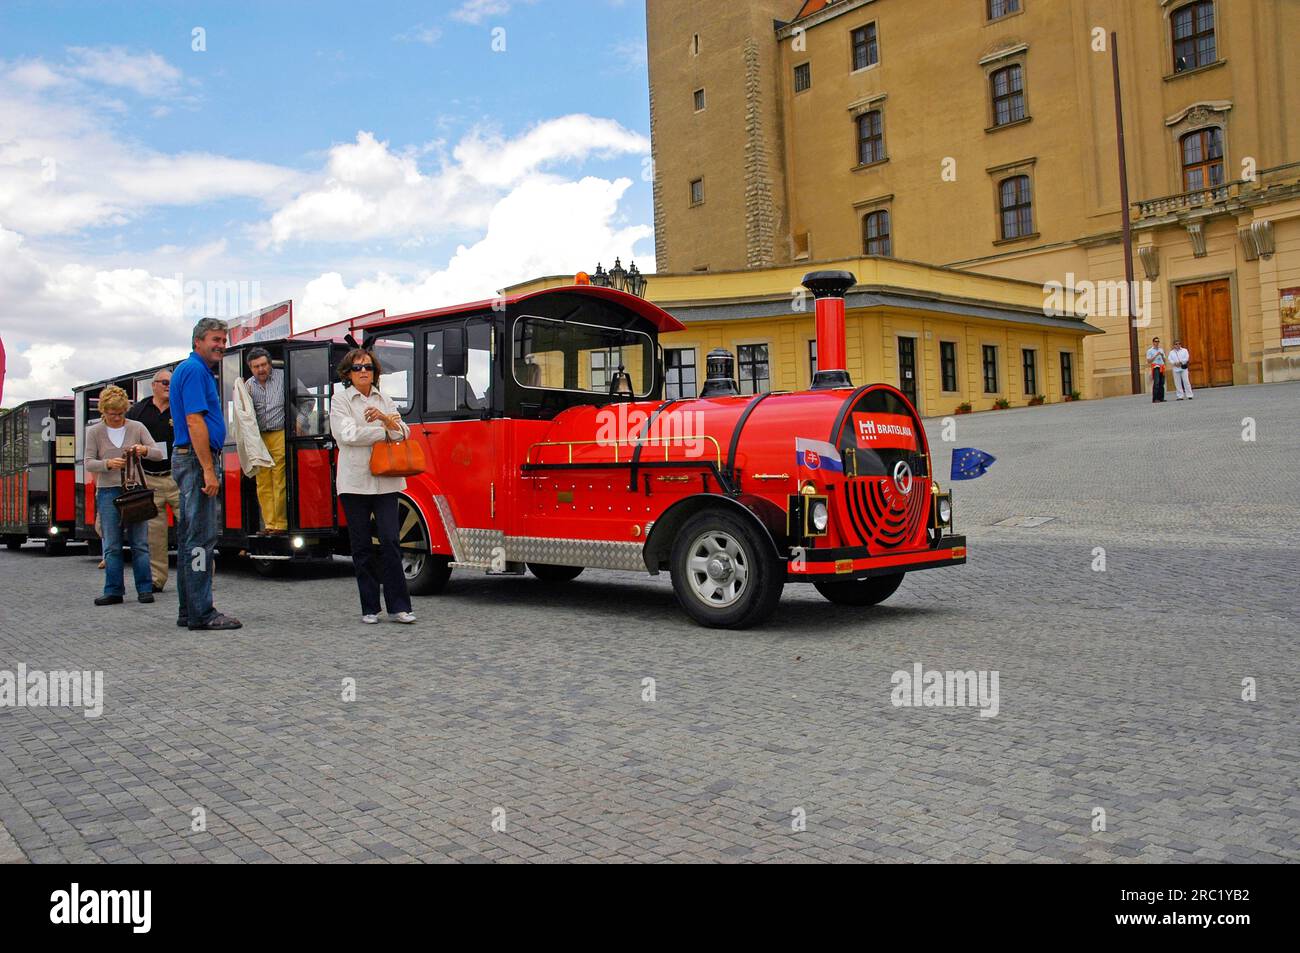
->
[1176, 279, 1234, 388]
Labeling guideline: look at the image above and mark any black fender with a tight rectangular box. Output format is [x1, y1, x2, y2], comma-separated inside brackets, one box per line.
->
[642, 493, 788, 574]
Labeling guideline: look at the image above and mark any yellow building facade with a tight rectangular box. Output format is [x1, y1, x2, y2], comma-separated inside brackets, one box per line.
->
[507, 257, 1099, 416]
[646, 0, 1300, 397]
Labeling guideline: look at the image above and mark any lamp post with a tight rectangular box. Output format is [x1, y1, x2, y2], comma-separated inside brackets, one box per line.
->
[608, 257, 627, 292]
[626, 260, 647, 297]
[590, 263, 610, 287]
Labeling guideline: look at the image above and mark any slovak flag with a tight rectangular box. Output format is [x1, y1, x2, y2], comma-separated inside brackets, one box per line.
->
[795, 437, 843, 475]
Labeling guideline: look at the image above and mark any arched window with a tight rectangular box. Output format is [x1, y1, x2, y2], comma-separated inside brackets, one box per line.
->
[990, 64, 1025, 126]
[1171, 1, 1215, 73]
[856, 110, 884, 165]
[862, 210, 892, 256]
[998, 175, 1033, 240]
[1180, 128, 1224, 191]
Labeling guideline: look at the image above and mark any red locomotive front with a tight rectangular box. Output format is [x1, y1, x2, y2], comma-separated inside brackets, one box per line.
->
[338, 269, 965, 629]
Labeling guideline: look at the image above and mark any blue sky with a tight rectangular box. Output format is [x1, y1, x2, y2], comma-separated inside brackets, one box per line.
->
[0, 0, 655, 404]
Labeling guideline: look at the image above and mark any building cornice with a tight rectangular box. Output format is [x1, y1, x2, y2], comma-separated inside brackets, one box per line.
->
[776, 0, 876, 40]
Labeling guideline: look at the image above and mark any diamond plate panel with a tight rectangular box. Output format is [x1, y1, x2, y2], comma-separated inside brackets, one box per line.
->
[508, 535, 647, 572]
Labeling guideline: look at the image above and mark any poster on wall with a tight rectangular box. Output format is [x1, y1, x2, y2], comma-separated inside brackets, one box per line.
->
[1281, 287, 1300, 348]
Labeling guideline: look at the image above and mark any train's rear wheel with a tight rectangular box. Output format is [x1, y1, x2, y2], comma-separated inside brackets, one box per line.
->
[527, 563, 583, 583]
[813, 573, 905, 607]
[43, 536, 67, 556]
[670, 509, 783, 629]
[394, 496, 451, 596]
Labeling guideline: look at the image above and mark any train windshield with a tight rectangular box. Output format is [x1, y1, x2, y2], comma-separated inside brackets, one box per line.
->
[512, 315, 654, 397]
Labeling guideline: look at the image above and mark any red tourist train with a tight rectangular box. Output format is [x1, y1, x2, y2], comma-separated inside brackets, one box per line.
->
[0, 398, 75, 553]
[59, 270, 965, 627]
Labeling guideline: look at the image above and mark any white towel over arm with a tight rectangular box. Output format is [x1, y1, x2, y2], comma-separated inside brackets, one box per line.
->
[233, 378, 273, 476]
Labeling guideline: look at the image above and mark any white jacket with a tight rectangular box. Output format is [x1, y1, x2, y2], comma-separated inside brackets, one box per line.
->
[329, 381, 411, 496]
[232, 378, 273, 476]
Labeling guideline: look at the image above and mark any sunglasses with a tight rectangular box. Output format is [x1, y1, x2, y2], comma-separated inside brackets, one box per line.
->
[350, 364, 374, 373]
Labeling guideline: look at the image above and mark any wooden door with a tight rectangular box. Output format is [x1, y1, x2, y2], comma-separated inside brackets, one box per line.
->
[1177, 279, 1234, 388]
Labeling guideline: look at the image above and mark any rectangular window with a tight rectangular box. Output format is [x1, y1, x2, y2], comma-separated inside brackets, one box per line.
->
[988, 0, 1020, 20]
[371, 334, 415, 415]
[693, 88, 705, 112]
[288, 347, 332, 438]
[1172, 1, 1215, 72]
[998, 174, 1033, 240]
[982, 345, 999, 393]
[851, 23, 878, 71]
[793, 62, 811, 93]
[990, 64, 1026, 126]
[940, 342, 958, 392]
[513, 315, 652, 398]
[808, 340, 818, 378]
[856, 110, 884, 166]
[664, 347, 697, 399]
[1022, 348, 1037, 396]
[737, 344, 770, 395]
[425, 323, 493, 415]
[690, 178, 704, 206]
[1060, 351, 1075, 396]
[693, 33, 699, 56]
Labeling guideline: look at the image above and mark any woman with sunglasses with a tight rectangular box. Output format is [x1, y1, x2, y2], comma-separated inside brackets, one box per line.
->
[329, 348, 416, 625]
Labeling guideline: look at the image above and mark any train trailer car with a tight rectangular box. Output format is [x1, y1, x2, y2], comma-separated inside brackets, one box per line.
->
[0, 398, 76, 553]
[315, 269, 965, 629]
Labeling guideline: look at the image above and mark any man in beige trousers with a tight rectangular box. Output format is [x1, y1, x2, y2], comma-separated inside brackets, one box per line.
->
[127, 369, 180, 590]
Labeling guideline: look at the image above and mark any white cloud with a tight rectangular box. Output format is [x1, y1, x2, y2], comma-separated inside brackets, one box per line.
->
[66, 46, 182, 98]
[0, 60, 304, 234]
[259, 116, 649, 247]
[297, 175, 652, 329]
[450, 0, 519, 24]
[393, 24, 443, 45]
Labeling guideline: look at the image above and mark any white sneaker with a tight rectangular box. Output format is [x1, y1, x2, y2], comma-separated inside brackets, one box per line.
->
[361, 614, 380, 624]
[390, 611, 416, 624]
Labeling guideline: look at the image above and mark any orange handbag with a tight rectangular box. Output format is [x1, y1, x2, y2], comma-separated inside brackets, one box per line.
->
[369, 431, 426, 477]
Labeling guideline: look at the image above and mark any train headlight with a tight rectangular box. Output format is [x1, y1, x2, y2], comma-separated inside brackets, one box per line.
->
[292, 536, 305, 549]
[48, 526, 59, 536]
[801, 495, 830, 537]
[938, 497, 952, 526]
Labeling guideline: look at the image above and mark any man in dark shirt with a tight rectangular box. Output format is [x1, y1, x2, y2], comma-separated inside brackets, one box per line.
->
[127, 368, 179, 592]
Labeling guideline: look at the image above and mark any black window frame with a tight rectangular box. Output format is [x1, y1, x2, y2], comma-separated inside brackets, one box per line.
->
[737, 343, 771, 396]
[1022, 348, 1037, 396]
[940, 341, 958, 392]
[862, 208, 892, 256]
[998, 174, 1033, 240]
[808, 340, 818, 379]
[856, 109, 885, 166]
[793, 61, 811, 93]
[689, 177, 704, 206]
[663, 347, 698, 400]
[1172, 1, 1215, 73]
[693, 87, 705, 112]
[988, 0, 1021, 20]
[1060, 351, 1075, 396]
[990, 64, 1026, 127]
[982, 345, 1000, 394]
[850, 22, 878, 72]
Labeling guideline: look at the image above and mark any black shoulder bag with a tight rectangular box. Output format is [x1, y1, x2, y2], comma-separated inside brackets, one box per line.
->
[114, 448, 159, 524]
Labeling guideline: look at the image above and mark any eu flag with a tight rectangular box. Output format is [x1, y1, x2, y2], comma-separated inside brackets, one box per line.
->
[951, 447, 996, 481]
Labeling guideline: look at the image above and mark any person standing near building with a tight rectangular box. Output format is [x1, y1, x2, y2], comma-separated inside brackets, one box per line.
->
[1146, 337, 1167, 403]
[170, 318, 242, 631]
[1168, 338, 1194, 401]
[244, 348, 288, 533]
[127, 368, 179, 590]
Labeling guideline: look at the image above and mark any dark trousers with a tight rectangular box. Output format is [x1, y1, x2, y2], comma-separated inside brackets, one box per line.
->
[174, 448, 221, 627]
[1152, 367, 1166, 402]
[340, 493, 412, 615]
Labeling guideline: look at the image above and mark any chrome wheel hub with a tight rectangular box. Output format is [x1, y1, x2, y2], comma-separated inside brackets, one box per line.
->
[686, 530, 750, 608]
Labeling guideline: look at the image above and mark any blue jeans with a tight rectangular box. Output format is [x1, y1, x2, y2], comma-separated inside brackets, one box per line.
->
[97, 486, 152, 597]
[174, 448, 222, 627]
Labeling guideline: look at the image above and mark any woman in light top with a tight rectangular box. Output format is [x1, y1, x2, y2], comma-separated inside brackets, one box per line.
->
[329, 348, 416, 625]
[84, 385, 165, 606]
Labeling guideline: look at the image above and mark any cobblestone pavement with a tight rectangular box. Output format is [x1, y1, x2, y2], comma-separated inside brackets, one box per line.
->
[0, 382, 1296, 863]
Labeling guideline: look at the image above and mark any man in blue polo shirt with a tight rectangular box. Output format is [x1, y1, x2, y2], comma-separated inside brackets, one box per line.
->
[170, 317, 242, 631]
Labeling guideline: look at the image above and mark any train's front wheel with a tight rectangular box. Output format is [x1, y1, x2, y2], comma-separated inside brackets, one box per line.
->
[395, 497, 451, 596]
[670, 509, 783, 629]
